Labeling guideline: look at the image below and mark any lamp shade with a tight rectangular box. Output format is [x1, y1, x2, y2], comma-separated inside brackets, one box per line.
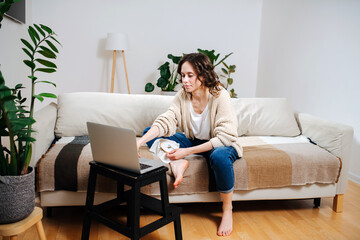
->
[105, 33, 128, 51]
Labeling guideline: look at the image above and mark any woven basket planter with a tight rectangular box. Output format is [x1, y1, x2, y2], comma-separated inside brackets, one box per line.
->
[0, 167, 35, 224]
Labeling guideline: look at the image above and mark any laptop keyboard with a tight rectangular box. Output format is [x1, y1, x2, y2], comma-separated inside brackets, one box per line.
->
[140, 163, 152, 170]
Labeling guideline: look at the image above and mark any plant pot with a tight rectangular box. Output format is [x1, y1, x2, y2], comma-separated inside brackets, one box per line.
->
[0, 167, 35, 224]
[161, 91, 177, 96]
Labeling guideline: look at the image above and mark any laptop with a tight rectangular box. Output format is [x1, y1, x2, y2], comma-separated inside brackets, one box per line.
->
[87, 122, 164, 174]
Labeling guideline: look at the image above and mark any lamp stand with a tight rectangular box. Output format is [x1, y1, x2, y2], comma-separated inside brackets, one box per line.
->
[110, 50, 116, 93]
[121, 50, 130, 94]
[109, 50, 130, 94]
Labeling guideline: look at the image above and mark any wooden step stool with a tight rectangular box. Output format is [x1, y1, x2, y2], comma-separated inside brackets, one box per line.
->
[0, 207, 46, 240]
[81, 161, 182, 240]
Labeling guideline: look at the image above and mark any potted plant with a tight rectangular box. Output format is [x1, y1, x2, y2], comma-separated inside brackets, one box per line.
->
[0, 1, 61, 223]
[145, 49, 238, 97]
[145, 54, 182, 95]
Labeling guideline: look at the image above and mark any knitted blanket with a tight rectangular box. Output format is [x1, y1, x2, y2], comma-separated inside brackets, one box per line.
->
[37, 135, 341, 195]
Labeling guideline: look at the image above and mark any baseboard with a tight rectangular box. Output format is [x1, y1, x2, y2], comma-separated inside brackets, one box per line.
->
[349, 172, 360, 185]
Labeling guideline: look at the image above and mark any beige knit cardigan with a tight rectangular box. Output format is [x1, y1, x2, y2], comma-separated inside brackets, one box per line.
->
[152, 88, 243, 157]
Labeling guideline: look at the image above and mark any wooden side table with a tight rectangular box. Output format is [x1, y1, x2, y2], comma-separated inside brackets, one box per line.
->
[0, 207, 46, 240]
[81, 161, 182, 240]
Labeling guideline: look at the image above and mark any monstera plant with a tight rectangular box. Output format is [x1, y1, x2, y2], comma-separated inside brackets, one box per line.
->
[145, 54, 182, 93]
[0, 0, 61, 223]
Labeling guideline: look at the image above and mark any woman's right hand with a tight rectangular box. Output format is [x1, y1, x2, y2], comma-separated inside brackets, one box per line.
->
[136, 126, 160, 158]
[136, 141, 141, 157]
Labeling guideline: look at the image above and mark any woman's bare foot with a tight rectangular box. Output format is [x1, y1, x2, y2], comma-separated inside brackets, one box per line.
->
[217, 207, 233, 236]
[218, 191, 233, 236]
[169, 159, 189, 188]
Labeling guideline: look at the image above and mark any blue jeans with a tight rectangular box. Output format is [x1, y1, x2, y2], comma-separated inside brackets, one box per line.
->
[143, 127, 239, 193]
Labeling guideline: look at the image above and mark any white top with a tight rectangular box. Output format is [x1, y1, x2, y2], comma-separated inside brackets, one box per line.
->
[189, 101, 211, 140]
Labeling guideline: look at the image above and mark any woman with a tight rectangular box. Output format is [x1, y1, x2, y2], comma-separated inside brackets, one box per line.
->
[137, 53, 242, 236]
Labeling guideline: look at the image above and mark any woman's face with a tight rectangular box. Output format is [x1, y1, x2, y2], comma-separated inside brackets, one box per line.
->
[180, 61, 202, 93]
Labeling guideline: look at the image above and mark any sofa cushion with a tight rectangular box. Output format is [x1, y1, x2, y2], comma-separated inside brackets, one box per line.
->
[55, 92, 172, 137]
[232, 98, 301, 137]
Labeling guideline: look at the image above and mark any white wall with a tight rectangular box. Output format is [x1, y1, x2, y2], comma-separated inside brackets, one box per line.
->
[257, 0, 360, 183]
[13, 0, 261, 107]
[0, 0, 32, 99]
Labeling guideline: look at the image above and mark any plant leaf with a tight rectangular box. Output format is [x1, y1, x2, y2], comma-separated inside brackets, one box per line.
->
[214, 52, 233, 67]
[35, 68, 56, 73]
[28, 76, 38, 81]
[158, 62, 170, 70]
[35, 59, 57, 68]
[158, 62, 171, 80]
[197, 49, 217, 64]
[167, 54, 182, 64]
[40, 24, 53, 34]
[23, 60, 35, 70]
[45, 40, 58, 53]
[156, 77, 168, 88]
[39, 46, 56, 58]
[38, 93, 57, 99]
[145, 83, 154, 92]
[221, 68, 228, 75]
[33, 94, 44, 102]
[38, 50, 56, 59]
[17, 136, 36, 142]
[34, 24, 45, 37]
[50, 36, 62, 46]
[28, 27, 37, 45]
[35, 81, 56, 87]
[29, 26, 40, 41]
[1, 95, 16, 102]
[227, 78, 233, 85]
[21, 39, 34, 52]
[11, 117, 36, 126]
[22, 48, 33, 60]
[14, 84, 23, 89]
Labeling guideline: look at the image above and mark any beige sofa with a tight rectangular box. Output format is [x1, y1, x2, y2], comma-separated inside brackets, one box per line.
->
[31, 92, 353, 213]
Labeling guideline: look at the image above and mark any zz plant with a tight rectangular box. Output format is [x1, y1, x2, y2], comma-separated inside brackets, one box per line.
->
[0, 23, 60, 176]
[197, 49, 237, 98]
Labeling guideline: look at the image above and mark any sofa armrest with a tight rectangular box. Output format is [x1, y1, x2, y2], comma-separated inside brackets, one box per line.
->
[297, 113, 354, 194]
[30, 102, 58, 167]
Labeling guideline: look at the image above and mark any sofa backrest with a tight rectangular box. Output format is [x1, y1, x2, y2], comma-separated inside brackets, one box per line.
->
[55, 92, 173, 137]
[232, 98, 300, 136]
[55, 92, 300, 137]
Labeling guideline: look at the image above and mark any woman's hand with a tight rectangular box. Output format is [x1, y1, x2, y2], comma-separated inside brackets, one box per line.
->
[167, 148, 191, 160]
[136, 141, 141, 157]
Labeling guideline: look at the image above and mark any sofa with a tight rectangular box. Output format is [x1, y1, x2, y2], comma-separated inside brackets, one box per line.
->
[31, 92, 353, 213]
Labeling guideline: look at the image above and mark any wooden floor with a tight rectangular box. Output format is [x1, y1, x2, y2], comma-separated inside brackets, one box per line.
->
[2, 181, 360, 240]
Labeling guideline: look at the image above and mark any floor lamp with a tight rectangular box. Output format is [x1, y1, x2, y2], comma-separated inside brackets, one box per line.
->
[105, 33, 130, 93]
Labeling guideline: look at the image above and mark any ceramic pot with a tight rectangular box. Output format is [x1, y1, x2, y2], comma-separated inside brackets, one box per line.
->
[0, 167, 35, 224]
[161, 91, 177, 96]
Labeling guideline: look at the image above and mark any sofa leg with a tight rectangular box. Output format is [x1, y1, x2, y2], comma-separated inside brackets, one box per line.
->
[46, 207, 53, 218]
[313, 198, 321, 208]
[333, 194, 344, 213]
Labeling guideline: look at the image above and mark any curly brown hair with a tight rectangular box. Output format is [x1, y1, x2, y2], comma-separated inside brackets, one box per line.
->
[177, 53, 221, 96]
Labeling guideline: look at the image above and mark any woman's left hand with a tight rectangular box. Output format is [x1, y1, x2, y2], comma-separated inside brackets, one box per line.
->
[167, 148, 191, 160]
